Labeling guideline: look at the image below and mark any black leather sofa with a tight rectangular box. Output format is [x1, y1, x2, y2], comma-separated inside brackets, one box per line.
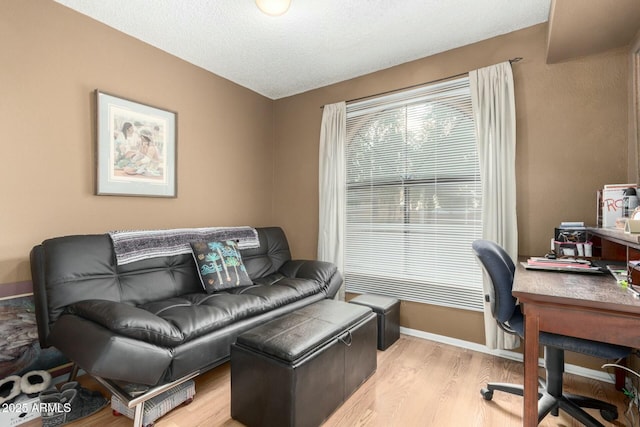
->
[30, 227, 342, 388]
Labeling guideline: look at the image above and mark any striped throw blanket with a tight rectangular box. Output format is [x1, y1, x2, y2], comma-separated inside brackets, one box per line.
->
[109, 226, 260, 265]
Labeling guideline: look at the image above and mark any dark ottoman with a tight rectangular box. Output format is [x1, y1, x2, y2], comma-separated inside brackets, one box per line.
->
[349, 294, 400, 350]
[231, 299, 377, 427]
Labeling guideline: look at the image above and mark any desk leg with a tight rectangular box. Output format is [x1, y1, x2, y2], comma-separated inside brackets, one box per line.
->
[523, 309, 539, 427]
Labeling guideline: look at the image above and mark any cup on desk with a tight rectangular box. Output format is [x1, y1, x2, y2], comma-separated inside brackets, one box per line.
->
[584, 241, 593, 257]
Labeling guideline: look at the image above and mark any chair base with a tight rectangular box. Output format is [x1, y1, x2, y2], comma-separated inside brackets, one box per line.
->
[481, 347, 618, 427]
[482, 382, 618, 427]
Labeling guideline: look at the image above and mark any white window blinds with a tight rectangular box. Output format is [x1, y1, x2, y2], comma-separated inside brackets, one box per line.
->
[345, 77, 484, 311]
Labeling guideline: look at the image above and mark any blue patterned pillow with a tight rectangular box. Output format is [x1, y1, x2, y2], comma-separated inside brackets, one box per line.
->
[191, 240, 252, 292]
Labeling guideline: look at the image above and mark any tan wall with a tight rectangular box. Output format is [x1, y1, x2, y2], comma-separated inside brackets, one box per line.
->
[0, 1, 275, 284]
[345, 292, 484, 344]
[630, 29, 640, 183]
[274, 24, 629, 342]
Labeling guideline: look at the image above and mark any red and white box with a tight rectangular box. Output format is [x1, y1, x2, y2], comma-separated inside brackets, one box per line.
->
[600, 183, 637, 228]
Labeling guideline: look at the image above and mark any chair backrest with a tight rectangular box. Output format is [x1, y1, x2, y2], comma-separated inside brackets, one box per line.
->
[472, 239, 517, 326]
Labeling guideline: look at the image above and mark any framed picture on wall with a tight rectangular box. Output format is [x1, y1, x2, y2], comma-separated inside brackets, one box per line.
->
[95, 90, 177, 197]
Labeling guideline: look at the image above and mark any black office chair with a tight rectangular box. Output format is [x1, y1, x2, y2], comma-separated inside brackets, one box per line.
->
[472, 239, 630, 426]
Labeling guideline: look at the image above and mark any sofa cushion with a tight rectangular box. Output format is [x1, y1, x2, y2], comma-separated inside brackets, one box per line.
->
[191, 240, 252, 292]
[136, 278, 325, 342]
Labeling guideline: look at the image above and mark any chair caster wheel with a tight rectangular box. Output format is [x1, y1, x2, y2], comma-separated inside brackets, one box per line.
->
[480, 388, 493, 400]
[600, 408, 618, 422]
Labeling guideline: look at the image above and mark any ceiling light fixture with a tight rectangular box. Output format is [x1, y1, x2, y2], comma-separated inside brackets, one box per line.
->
[255, 0, 291, 16]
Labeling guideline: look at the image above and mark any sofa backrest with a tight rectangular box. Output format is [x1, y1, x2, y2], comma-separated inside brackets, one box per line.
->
[242, 227, 292, 278]
[30, 226, 292, 347]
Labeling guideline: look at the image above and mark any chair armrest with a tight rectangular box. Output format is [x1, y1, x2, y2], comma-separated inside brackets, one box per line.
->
[66, 300, 184, 347]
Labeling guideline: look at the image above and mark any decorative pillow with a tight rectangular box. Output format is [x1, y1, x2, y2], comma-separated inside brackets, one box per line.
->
[191, 240, 252, 292]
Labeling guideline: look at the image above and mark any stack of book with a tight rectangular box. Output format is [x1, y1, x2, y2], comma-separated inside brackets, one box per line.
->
[524, 257, 602, 273]
[557, 221, 585, 229]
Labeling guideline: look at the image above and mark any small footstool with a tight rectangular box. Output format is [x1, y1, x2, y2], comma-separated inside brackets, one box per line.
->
[231, 299, 377, 427]
[349, 294, 400, 350]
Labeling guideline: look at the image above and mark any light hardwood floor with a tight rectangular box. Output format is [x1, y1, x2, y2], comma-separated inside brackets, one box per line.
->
[48, 335, 632, 426]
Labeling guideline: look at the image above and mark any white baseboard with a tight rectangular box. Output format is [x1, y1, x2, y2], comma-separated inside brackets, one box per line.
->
[399, 326, 617, 384]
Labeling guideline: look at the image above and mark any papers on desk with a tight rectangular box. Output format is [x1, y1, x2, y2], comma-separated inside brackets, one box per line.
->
[603, 263, 640, 298]
[605, 264, 628, 284]
[522, 257, 603, 274]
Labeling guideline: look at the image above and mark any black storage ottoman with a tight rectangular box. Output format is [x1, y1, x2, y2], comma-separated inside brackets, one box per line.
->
[231, 299, 377, 427]
[349, 294, 400, 350]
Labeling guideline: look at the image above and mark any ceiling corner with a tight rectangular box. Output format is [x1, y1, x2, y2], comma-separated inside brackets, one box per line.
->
[546, 0, 640, 64]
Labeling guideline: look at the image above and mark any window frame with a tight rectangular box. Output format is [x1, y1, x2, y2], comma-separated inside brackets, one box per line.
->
[344, 76, 484, 312]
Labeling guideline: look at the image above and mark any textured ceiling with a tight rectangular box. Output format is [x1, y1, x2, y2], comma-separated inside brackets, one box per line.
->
[54, 0, 551, 99]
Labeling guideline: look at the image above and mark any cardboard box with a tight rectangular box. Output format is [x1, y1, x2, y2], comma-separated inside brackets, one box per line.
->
[626, 219, 640, 234]
[0, 395, 41, 426]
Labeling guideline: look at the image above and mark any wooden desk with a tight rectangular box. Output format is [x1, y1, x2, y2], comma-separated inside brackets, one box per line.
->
[512, 263, 640, 427]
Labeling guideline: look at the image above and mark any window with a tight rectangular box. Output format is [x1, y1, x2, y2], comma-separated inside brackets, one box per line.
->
[345, 77, 484, 311]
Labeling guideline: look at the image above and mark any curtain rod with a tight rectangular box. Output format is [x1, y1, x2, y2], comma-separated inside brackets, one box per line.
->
[320, 57, 523, 109]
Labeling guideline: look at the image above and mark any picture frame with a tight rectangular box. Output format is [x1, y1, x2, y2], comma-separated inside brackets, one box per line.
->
[96, 90, 177, 197]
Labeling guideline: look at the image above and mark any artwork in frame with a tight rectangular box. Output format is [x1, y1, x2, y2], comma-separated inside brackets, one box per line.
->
[96, 90, 177, 197]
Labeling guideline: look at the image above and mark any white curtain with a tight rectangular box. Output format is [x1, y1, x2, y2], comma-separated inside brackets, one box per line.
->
[469, 62, 519, 350]
[318, 102, 347, 300]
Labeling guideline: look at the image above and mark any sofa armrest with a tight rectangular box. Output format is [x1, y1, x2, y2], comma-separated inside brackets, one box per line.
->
[66, 300, 184, 347]
[279, 260, 343, 298]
